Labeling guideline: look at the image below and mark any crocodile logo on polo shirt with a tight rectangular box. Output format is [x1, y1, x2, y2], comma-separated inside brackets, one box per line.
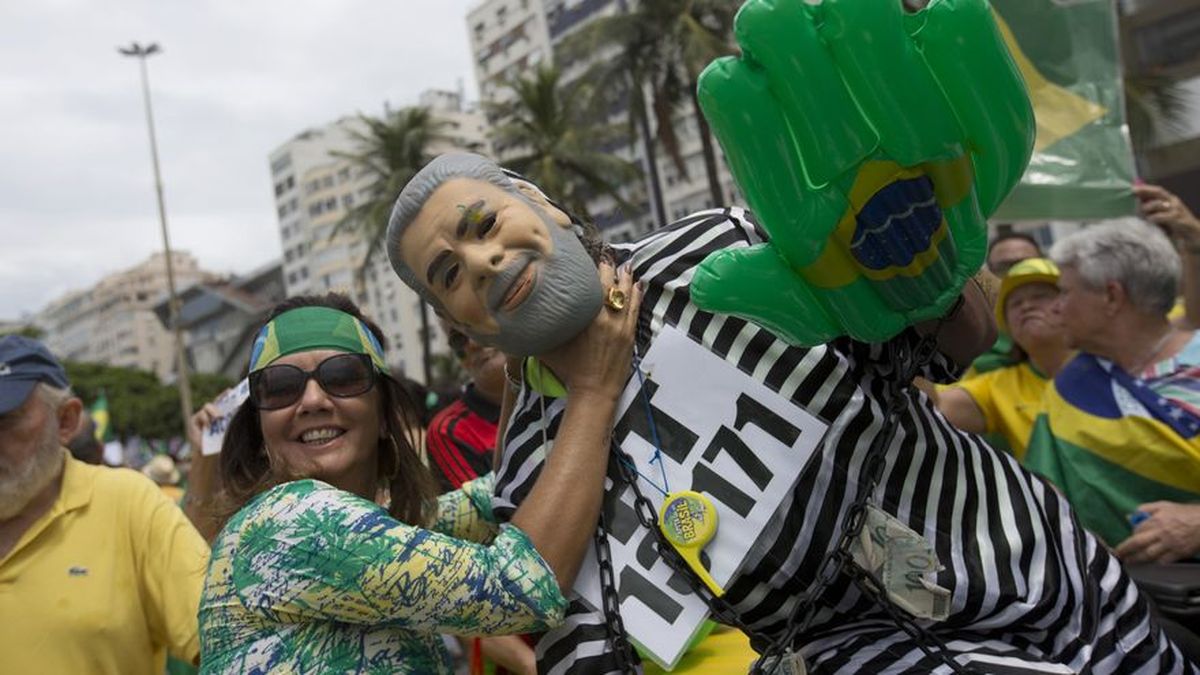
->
[68, 566, 88, 577]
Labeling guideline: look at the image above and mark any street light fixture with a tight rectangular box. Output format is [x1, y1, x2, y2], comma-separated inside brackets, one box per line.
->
[118, 41, 194, 437]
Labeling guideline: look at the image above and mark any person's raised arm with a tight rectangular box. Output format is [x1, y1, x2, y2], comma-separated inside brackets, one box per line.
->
[1136, 184, 1200, 328]
[508, 260, 642, 591]
[183, 401, 224, 542]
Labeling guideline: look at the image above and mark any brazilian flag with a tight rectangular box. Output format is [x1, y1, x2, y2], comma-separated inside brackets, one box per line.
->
[90, 391, 113, 443]
[1025, 353, 1200, 547]
[991, 0, 1136, 220]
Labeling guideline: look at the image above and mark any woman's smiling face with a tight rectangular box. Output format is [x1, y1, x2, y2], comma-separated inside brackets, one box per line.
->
[257, 349, 383, 486]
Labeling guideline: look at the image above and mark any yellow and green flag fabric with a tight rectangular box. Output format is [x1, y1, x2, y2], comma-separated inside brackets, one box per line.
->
[991, 0, 1136, 220]
[90, 391, 112, 443]
[1024, 346, 1200, 547]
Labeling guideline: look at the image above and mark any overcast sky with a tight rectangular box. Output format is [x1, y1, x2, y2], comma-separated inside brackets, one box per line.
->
[0, 0, 480, 319]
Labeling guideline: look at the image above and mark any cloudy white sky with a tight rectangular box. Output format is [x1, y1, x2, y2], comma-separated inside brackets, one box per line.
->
[0, 0, 480, 319]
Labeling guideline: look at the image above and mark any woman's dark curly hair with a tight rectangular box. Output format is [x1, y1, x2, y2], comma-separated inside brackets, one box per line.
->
[215, 292, 437, 529]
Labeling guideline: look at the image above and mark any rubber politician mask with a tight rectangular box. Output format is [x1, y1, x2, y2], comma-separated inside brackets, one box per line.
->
[387, 154, 602, 357]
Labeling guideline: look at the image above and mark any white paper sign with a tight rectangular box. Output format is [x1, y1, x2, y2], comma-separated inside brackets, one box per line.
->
[201, 378, 250, 456]
[573, 326, 829, 669]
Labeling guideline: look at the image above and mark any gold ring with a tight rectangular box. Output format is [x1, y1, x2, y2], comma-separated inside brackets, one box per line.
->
[604, 287, 627, 311]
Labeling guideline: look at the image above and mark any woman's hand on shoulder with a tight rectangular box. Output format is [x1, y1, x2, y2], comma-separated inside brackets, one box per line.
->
[539, 260, 643, 402]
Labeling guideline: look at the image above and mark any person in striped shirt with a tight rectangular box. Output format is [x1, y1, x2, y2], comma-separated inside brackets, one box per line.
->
[386, 152, 1194, 674]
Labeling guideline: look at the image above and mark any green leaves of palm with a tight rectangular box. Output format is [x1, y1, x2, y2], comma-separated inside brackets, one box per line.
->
[563, 0, 736, 200]
[487, 64, 642, 221]
[332, 108, 448, 275]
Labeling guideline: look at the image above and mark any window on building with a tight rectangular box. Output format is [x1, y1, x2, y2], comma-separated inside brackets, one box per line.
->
[325, 197, 337, 211]
[337, 167, 351, 183]
[309, 203, 323, 217]
[271, 153, 292, 176]
[342, 194, 355, 209]
[300, 267, 309, 279]
[285, 175, 295, 190]
[305, 179, 320, 194]
[321, 175, 335, 189]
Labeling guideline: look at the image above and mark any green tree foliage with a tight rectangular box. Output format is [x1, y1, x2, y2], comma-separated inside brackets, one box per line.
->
[565, 0, 738, 209]
[1125, 74, 1195, 151]
[332, 106, 450, 385]
[333, 107, 449, 272]
[3, 325, 45, 339]
[487, 64, 643, 221]
[65, 361, 232, 440]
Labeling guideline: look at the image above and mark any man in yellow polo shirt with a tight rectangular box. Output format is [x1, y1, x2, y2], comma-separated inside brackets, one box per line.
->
[933, 259, 1073, 461]
[0, 335, 209, 674]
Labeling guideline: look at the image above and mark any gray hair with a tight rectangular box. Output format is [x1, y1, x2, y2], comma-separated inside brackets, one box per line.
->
[36, 383, 73, 411]
[1050, 219, 1180, 315]
[385, 153, 522, 308]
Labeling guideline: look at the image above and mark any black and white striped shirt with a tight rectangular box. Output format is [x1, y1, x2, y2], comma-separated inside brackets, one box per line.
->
[494, 208, 1191, 674]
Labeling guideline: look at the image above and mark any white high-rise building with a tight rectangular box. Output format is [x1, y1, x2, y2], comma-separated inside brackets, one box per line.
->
[468, 0, 553, 110]
[466, 0, 738, 241]
[267, 91, 490, 383]
[35, 252, 217, 381]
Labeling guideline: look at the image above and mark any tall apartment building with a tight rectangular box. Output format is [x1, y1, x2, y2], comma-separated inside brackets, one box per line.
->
[35, 251, 216, 381]
[466, 0, 739, 241]
[1121, 0, 1200, 210]
[267, 90, 490, 383]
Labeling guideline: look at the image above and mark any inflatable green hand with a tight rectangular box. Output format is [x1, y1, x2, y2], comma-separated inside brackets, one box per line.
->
[692, 0, 1034, 346]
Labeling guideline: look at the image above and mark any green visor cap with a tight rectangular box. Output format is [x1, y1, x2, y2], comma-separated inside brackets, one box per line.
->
[248, 306, 388, 373]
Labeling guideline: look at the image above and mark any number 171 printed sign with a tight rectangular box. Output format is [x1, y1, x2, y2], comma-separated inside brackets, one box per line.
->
[573, 326, 829, 669]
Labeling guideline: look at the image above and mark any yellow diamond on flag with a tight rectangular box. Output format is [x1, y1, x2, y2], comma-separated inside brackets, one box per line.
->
[995, 12, 1106, 152]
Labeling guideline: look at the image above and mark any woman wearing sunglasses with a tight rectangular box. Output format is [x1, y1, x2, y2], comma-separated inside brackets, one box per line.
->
[199, 282, 639, 673]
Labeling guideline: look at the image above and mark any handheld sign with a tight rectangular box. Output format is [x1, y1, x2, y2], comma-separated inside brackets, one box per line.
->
[200, 379, 250, 456]
[659, 491, 723, 597]
[572, 325, 829, 670]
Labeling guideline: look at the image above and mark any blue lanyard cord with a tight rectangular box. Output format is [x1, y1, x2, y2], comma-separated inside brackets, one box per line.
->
[632, 355, 670, 496]
[619, 455, 669, 498]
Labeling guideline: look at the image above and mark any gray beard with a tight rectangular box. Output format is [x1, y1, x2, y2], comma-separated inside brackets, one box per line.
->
[0, 416, 64, 520]
[475, 216, 602, 357]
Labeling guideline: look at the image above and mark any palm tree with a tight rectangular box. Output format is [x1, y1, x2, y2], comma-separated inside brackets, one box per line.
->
[333, 106, 448, 384]
[565, 0, 738, 214]
[333, 107, 447, 269]
[487, 64, 644, 223]
[1125, 74, 1195, 153]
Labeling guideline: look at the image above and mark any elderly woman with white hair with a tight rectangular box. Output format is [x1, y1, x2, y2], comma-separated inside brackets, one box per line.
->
[1024, 219, 1200, 564]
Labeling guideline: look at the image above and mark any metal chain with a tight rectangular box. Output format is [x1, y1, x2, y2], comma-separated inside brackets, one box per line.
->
[594, 317, 975, 674]
[593, 509, 640, 673]
[749, 334, 972, 675]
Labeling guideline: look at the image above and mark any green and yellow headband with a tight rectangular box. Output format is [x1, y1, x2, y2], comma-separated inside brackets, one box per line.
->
[248, 306, 388, 373]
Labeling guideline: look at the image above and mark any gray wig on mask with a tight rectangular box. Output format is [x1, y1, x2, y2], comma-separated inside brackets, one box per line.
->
[385, 153, 525, 309]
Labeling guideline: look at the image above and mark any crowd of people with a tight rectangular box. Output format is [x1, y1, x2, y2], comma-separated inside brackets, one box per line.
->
[3, 150, 1200, 674]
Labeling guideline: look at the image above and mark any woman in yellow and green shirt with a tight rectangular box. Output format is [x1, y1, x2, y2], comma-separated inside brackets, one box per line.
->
[200, 274, 641, 673]
[934, 258, 1072, 461]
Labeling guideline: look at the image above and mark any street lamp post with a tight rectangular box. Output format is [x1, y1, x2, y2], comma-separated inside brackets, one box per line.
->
[118, 41, 194, 435]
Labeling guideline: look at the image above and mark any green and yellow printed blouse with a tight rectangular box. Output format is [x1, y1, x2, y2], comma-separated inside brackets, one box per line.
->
[198, 475, 566, 674]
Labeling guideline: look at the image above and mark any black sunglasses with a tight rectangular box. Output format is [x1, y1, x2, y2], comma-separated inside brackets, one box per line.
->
[249, 353, 377, 411]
